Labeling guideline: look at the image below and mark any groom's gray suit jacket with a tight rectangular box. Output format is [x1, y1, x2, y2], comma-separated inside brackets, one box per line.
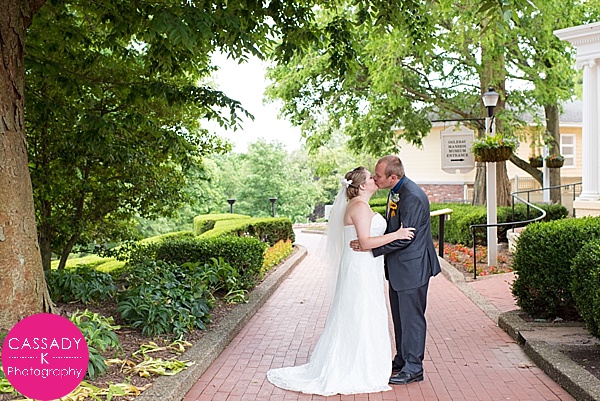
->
[372, 177, 441, 291]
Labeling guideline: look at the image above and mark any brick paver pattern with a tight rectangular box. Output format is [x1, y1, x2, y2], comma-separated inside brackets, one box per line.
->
[184, 231, 574, 401]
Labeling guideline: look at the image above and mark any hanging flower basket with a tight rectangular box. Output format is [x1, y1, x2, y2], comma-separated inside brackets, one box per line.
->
[545, 154, 564, 168]
[471, 135, 518, 163]
[474, 146, 513, 162]
[529, 156, 543, 168]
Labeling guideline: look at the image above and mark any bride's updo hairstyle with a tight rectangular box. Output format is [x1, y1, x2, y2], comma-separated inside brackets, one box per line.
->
[344, 167, 367, 200]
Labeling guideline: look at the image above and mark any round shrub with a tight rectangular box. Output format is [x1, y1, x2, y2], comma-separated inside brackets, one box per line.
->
[512, 216, 600, 319]
[571, 239, 600, 339]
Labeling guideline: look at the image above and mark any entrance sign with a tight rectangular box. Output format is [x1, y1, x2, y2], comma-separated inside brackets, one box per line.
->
[441, 125, 475, 173]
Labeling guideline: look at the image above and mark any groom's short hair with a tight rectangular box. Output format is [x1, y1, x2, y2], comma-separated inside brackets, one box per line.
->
[377, 155, 405, 179]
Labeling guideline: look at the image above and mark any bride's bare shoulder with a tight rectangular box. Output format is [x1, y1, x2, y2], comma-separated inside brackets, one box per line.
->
[345, 200, 372, 221]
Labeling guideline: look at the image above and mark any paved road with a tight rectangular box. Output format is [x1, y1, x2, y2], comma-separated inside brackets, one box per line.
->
[184, 230, 574, 401]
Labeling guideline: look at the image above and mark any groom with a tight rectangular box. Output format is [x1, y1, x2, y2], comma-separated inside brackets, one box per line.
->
[354, 155, 440, 385]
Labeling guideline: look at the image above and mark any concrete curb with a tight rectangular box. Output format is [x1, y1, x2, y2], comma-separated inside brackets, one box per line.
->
[438, 256, 502, 323]
[439, 256, 600, 401]
[136, 245, 308, 401]
[499, 311, 600, 401]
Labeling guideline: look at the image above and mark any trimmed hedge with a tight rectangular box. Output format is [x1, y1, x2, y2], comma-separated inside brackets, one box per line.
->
[371, 202, 567, 246]
[369, 197, 388, 207]
[198, 217, 294, 246]
[512, 216, 600, 320]
[193, 213, 250, 235]
[372, 206, 386, 217]
[571, 239, 600, 338]
[139, 230, 195, 244]
[429, 202, 568, 245]
[152, 236, 268, 289]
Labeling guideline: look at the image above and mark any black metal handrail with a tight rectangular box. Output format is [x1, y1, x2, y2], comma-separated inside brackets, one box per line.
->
[511, 182, 582, 218]
[468, 196, 547, 280]
[468, 181, 582, 279]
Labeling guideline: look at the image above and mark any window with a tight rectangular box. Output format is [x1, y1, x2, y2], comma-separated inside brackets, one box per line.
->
[560, 134, 575, 168]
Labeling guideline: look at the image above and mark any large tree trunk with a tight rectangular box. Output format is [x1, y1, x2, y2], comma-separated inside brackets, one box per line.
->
[472, 163, 486, 205]
[0, 0, 51, 331]
[496, 161, 512, 206]
[38, 206, 53, 271]
[545, 104, 562, 203]
[472, 161, 512, 206]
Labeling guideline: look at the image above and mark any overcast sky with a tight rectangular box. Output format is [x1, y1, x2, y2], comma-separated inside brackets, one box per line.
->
[205, 53, 303, 153]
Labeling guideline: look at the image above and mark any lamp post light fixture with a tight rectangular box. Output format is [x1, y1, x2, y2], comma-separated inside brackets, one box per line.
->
[269, 197, 277, 217]
[482, 87, 500, 120]
[227, 198, 236, 214]
[482, 86, 500, 268]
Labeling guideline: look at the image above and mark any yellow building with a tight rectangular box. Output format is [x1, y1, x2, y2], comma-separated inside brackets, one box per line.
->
[396, 101, 582, 204]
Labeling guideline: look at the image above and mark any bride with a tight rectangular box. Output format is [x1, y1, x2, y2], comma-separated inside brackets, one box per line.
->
[267, 166, 415, 395]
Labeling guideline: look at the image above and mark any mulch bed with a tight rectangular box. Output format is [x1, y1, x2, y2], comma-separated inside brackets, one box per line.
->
[0, 297, 236, 401]
[563, 346, 600, 381]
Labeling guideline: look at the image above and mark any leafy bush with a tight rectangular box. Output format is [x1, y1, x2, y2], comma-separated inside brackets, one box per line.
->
[116, 260, 212, 337]
[512, 216, 600, 319]
[45, 266, 117, 304]
[184, 257, 248, 303]
[151, 236, 267, 289]
[571, 240, 600, 338]
[69, 310, 121, 380]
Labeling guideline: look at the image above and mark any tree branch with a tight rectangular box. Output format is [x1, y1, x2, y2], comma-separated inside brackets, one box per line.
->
[509, 154, 543, 185]
[25, 0, 47, 27]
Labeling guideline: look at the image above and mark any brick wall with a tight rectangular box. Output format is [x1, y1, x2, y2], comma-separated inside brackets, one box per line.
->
[420, 184, 466, 204]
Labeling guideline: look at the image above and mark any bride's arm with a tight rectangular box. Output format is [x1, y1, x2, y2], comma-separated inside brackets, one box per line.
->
[349, 202, 414, 250]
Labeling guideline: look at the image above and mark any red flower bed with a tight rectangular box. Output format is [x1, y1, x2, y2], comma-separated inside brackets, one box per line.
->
[434, 241, 513, 277]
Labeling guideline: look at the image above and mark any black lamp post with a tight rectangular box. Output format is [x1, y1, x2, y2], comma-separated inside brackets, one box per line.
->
[269, 197, 277, 217]
[227, 198, 236, 214]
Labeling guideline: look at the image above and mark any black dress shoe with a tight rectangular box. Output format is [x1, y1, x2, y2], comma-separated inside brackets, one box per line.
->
[389, 371, 424, 385]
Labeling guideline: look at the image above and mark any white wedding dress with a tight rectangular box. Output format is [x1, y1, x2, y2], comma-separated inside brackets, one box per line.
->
[267, 213, 392, 396]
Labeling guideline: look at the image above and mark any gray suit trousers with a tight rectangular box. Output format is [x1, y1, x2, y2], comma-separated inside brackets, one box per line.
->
[388, 281, 429, 375]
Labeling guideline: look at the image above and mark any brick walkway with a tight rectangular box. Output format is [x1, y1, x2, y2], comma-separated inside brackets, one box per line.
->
[184, 231, 574, 401]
